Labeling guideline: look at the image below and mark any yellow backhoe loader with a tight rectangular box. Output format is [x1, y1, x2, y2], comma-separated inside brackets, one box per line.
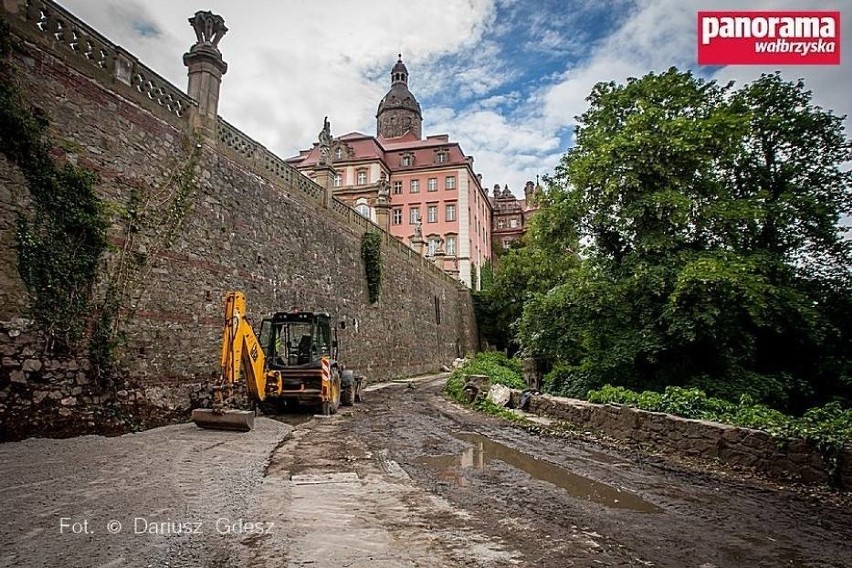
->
[192, 291, 363, 431]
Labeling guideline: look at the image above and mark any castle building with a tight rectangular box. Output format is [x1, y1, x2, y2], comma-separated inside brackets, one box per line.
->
[489, 180, 541, 260]
[286, 56, 492, 290]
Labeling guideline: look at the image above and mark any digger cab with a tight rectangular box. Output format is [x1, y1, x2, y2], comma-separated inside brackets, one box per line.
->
[259, 311, 338, 369]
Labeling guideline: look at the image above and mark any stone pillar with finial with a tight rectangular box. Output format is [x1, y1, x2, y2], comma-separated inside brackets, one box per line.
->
[312, 116, 338, 208]
[183, 10, 229, 139]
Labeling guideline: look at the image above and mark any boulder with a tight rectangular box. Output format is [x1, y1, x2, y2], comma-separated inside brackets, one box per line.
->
[487, 384, 512, 407]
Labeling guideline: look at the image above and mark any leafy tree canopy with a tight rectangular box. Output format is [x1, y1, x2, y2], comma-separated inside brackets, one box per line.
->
[514, 69, 851, 412]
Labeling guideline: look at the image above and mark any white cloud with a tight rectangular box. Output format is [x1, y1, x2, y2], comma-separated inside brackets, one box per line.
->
[55, 0, 851, 203]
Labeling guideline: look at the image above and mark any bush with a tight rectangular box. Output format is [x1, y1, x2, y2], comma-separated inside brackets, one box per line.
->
[541, 364, 600, 399]
[445, 352, 525, 403]
[587, 384, 852, 470]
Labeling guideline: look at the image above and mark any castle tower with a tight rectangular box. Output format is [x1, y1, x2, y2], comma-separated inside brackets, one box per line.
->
[376, 55, 422, 139]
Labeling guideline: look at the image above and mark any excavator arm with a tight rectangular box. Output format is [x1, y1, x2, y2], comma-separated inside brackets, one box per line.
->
[219, 291, 266, 402]
[192, 291, 266, 431]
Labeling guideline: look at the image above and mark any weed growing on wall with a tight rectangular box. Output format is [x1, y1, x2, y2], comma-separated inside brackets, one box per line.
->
[88, 135, 201, 380]
[361, 231, 382, 303]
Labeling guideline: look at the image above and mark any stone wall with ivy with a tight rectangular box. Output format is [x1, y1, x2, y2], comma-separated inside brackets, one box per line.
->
[0, 4, 477, 439]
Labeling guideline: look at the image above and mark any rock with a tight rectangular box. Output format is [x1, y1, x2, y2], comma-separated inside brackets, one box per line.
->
[76, 372, 90, 385]
[2, 357, 20, 368]
[22, 359, 42, 372]
[58, 408, 72, 417]
[71, 386, 83, 395]
[10, 370, 26, 384]
[487, 384, 512, 407]
[440, 365, 451, 372]
[462, 374, 489, 403]
[60, 396, 77, 406]
[33, 391, 49, 404]
[49, 391, 63, 400]
[452, 358, 465, 369]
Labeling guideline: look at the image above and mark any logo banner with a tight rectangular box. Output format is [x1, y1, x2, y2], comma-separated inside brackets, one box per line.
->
[698, 11, 840, 65]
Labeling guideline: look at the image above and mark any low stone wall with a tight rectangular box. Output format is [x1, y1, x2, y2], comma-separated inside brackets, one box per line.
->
[0, 320, 192, 441]
[510, 391, 852, 488]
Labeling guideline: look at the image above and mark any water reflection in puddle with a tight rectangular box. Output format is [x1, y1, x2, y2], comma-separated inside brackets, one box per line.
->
[418, 432, 661, 513]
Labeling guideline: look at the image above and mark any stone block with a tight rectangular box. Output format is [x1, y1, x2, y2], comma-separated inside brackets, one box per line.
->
[21, 359, 42, 372]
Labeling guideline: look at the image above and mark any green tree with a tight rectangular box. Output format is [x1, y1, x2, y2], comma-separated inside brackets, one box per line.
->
[517, 69, 851, 411]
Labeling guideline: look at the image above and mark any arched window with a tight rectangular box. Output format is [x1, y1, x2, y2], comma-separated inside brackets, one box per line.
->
[355, 198, 370, 219]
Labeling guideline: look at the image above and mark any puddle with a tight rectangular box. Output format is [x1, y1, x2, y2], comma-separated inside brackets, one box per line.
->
[418, 432, 661, 513]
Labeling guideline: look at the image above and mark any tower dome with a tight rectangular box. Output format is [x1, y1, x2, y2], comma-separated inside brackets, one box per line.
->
[376, 54, 422, 139]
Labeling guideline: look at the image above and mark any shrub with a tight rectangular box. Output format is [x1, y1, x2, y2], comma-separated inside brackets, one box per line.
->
[445, 352, 525, 403]
[542, 364, 600, 399]
[587, 384, 852, 474]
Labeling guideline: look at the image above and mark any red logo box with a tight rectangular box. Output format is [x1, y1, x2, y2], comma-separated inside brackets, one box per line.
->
[698, 11, 840, 65]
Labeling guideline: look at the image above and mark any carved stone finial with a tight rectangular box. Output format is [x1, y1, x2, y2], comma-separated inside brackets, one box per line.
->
[318, 116, 333, 166]
[189, 11, 228, 48]
[413, 216, 423, 238]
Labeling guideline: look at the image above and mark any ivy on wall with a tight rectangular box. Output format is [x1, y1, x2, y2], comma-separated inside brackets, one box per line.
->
[360, 231, 383, 304]
[0, 20, 109, 353]
[1, 20, 201, 383]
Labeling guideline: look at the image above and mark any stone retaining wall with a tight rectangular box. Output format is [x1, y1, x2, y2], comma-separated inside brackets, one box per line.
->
[510, 391, 852, 488]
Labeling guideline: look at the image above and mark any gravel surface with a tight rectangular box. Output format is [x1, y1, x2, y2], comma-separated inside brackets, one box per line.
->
[0, 418, 291, 567]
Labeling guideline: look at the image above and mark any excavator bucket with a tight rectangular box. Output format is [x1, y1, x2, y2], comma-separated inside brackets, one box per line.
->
[191, 409, 255, 431]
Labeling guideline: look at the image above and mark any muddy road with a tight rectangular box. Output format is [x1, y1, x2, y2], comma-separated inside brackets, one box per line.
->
[1, 375, 850, 567]
[345, 376, 852, 567]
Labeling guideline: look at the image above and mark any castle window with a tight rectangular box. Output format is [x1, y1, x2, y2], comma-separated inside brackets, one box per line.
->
[392, 181, 403, 194]
[427, 204, 438, 223]
[446, 203, 456, 222]
[409, 206, 420, 225]
[427, 237, 440, 256]
[436, 151, 447, 164]
[335, 147, 343, 160]
[401, 154, 412, 167]
[410, 179, 420, 193]
[392, 208, 402, 225]
[333, 174, 341, 187]
[356, 170, 367, 185]
[445, 176, 456, 190]
[445, 235, 456, 256]
[427, 178, 437, 192]
[355, 198, 370, 218]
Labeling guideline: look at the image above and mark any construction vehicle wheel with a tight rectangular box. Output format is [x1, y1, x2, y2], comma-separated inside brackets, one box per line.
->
[341, 385, 355, 406]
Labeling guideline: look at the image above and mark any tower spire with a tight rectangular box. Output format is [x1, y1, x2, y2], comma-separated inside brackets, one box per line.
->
[376, 55, 422, 139]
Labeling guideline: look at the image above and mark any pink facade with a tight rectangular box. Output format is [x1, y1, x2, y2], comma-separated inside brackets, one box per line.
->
[286, 57, 492, 289]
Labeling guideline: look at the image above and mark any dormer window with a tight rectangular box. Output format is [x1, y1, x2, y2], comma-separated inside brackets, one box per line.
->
[436, 151, 448, 164]
[401, 153, 413, 167]
[335, 147, 343, 160]
[356, 169, 367, 185]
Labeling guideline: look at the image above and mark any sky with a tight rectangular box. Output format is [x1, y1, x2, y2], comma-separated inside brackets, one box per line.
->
[57, 0, 851, 199]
